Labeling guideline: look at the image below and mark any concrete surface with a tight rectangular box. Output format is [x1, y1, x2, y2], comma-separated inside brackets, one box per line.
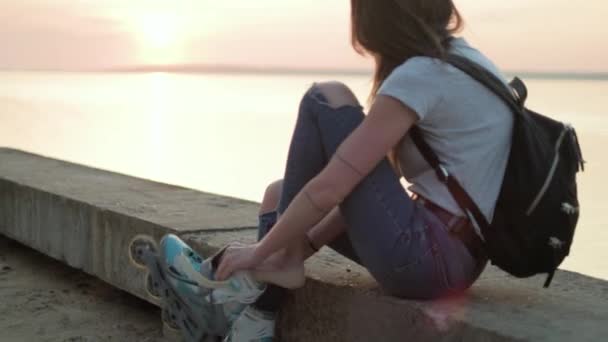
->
[0, 234, 164, 342]
[0, 148, 258, 305]
[1, 148, 607, 341]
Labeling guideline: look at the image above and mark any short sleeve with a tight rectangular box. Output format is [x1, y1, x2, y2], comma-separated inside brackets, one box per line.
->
[377, 57, 443, 121]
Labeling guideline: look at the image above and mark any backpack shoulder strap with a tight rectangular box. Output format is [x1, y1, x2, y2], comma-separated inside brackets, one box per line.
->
[445, 54, 526, 114]
[412, 54, 561, 287]
[409, 55, 524, 234]
[409, 127, 490, 232]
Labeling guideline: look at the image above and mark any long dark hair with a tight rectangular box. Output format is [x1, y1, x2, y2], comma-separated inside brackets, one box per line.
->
[351, 0, 463, 97]
[350, 0, 464, 173]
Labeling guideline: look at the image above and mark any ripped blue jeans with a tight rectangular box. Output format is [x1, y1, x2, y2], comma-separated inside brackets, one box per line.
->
[255, 85, 486, 309]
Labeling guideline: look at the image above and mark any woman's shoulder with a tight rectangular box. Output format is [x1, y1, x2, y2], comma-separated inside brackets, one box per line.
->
[386, 56, 461, 89]
[393, 56, 449, 77]
[392, 38, 501, 78]
[378, 57, 451, 120]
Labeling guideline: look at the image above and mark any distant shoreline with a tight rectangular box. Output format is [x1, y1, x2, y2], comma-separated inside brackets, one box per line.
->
[2, 65, 608, 81]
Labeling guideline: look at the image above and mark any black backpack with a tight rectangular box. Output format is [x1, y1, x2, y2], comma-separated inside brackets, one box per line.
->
[410, 54, 585, 287]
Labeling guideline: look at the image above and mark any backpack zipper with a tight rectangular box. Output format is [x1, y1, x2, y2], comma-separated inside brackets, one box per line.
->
[570, 128, 586, 171]
[526, 125, 571, 216]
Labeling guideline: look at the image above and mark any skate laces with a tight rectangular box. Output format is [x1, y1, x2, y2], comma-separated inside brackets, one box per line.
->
[162, 237, 266, 305]
[207, 271, 266, 305]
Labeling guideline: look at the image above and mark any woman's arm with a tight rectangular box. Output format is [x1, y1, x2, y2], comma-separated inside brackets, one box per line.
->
[253, 95, 418, 260]
[215, 94, 417, 280]
[307, 207, 347, 252]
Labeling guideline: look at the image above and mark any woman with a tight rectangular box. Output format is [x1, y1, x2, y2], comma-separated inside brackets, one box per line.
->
[211, 0, 513, 340]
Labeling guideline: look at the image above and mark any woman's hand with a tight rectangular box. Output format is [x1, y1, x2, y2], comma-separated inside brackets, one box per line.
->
[215, 242, 263, 281]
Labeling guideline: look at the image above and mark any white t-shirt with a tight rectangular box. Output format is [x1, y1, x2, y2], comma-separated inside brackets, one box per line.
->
[377, 37, 514, 222]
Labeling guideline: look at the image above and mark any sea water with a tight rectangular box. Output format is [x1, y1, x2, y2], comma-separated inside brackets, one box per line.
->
[0, 71, 606, 280]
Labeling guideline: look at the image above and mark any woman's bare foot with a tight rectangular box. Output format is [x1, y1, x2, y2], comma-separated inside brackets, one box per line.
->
[253, 263, 305, 290]
[251, 244, 308, 289]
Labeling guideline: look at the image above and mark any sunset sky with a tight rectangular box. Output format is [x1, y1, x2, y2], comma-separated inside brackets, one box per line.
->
[1, 0, 606, 72]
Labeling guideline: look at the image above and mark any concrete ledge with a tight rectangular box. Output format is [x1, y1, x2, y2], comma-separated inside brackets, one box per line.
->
[1, 148, 607, 341]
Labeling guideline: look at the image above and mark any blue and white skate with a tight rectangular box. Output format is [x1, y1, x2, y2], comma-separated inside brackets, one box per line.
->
[223, 306, 276, 342]
[128, 234, 266, 342]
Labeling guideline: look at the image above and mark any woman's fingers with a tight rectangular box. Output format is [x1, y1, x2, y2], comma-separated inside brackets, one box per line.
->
[214, 242, 261, 280]
[216, 252, 233, 280]
[214, 243, 237, 280]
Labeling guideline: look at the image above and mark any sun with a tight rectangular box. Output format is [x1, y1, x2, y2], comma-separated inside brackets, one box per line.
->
[133, 13, 184, 64]
[138, 13, 177, 48]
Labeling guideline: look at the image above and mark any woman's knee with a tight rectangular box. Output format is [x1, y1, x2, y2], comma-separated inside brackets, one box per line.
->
[313, 81, 360, 109]
[259, 179, 283, 215]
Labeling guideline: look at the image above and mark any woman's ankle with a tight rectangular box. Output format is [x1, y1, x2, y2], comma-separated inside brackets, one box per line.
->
[251, 284, 287, 315]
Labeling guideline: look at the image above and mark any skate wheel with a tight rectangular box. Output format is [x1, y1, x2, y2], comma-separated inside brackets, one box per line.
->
[162, 321, 182, 341]
[128, 234, 158, 269]
[162, 307, 181, 331]
[145, 273, 162, 301]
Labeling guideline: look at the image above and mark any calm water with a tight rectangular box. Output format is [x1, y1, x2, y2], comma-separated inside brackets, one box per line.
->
[0, 71, 606, 281]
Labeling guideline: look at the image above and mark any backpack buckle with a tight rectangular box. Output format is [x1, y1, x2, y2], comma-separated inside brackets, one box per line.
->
[509, 77, 528, 109]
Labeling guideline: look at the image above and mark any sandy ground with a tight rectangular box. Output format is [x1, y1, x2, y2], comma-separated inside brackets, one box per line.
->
[0, 235, 165, 342]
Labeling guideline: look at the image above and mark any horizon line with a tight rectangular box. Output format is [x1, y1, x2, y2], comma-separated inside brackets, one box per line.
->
[3, 64, 608, 81]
